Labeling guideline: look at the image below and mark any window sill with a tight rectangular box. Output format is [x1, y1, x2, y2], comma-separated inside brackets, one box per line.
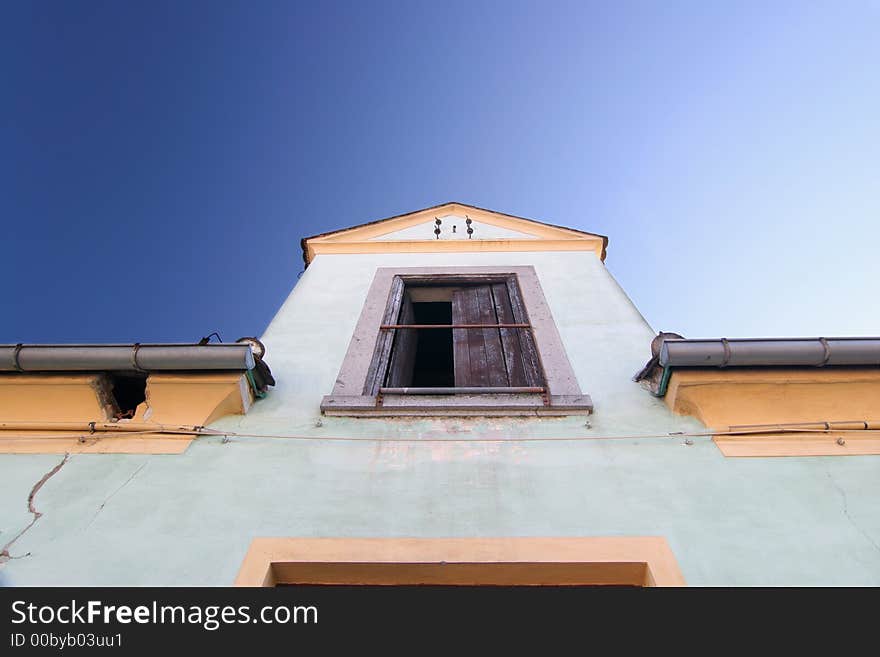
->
[320, 393, 593, 417]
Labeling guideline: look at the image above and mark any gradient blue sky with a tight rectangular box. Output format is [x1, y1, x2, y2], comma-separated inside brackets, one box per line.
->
[3, 1, 878, 346]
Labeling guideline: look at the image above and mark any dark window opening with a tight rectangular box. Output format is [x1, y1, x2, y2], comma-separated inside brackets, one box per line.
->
[109, 373, 147, 418]
[409, 302, 454, 387]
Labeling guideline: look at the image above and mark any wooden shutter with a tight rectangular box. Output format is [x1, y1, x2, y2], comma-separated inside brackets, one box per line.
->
[452, 285, 507, 387]
[500, 280, 544, 387]
[385, 295, 418, 387]
[490, 283, 529, 387]
[363, 276, 405, 394]
[452, 282, 544, 388]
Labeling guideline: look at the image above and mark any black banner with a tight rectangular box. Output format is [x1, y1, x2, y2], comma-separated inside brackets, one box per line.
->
[0, 585, 870, 651]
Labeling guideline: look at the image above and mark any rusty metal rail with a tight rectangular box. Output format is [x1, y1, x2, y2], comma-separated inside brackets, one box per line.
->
[379, 324, 531, 330]
[375, 386, 550, 407]
[379, 386, 545, 395]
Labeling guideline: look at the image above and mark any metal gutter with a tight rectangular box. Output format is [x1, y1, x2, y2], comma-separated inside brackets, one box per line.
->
[659, 337, 880, 369]
[0, 344, 255, 373]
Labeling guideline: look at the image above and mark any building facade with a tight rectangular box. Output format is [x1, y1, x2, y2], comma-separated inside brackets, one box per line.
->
[1, 202, 879, 586]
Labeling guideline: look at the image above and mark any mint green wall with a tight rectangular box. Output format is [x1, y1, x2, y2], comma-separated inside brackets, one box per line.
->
[2, 251, 879, 585]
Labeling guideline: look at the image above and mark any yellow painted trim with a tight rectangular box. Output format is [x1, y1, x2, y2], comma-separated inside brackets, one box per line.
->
[0, 434, 193, 454]
[0, 375, 109, 422]
[304, 203, 607, 263]
[665, 368, 880, 457]
[0, 372, 252, 454]
[135, 373, 253, 425]
[714, 433, 880, 457]
[307, 238, 605, 261]
[234, 537, 685, 587]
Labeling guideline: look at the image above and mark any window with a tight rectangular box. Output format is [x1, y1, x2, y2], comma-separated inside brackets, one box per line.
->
[365, 275, 545, 395]
[321, 266, 592, 416]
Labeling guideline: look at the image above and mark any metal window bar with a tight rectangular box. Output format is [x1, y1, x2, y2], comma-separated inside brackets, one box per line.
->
[379, 387, 545, 394]
[375, 386, 550, 407]
[375, 324, 547, 406]
[379, 324, 531, 330]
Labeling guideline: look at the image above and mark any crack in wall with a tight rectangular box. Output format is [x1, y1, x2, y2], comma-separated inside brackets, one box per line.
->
[825, 469, 880, 556]
[0, 453, 70, 564]
[85, 462, 148, 530]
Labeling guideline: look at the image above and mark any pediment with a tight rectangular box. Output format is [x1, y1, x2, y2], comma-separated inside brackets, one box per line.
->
[301, 202, 607, 265]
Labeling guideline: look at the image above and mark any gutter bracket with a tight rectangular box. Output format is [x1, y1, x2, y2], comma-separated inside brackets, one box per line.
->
[130, 344, 146, 373]
[656, 366, 673, 397]
[244, 370, 268, 399]
[819, 337, 831, 366]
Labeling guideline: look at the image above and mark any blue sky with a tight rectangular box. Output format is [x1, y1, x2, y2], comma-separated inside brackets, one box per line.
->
[3, 1, 878, 344]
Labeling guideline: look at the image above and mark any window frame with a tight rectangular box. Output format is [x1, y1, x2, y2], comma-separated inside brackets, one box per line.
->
[320, 266, 592, 417]
[363, 273, 545, 395]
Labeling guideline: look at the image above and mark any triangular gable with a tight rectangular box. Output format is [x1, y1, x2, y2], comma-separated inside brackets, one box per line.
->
[301, 202, 608, 266]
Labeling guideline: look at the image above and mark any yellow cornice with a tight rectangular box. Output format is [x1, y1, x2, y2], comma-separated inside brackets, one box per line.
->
[306, 238, 605, 261]
[0, 372, 253, 454]
[665, 368, 880, 457]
